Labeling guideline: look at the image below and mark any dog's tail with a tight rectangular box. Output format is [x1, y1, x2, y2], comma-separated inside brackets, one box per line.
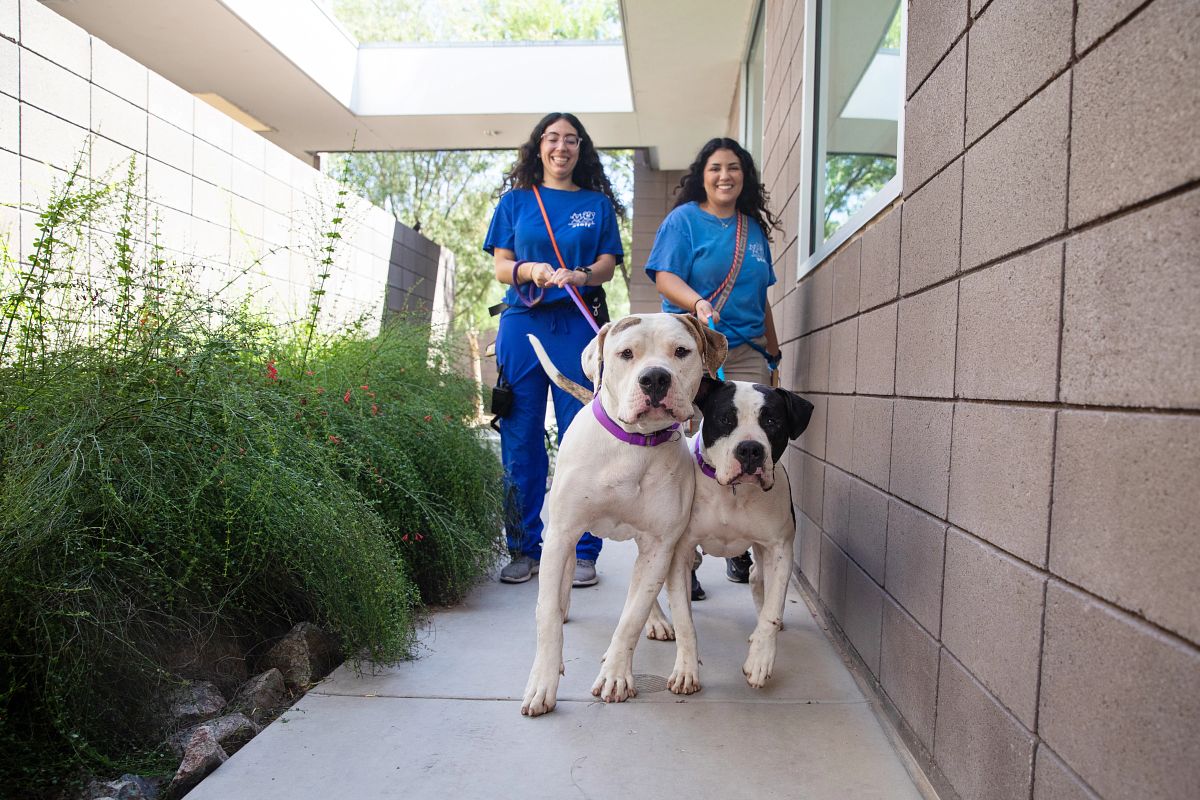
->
[527, 334, 593, 404]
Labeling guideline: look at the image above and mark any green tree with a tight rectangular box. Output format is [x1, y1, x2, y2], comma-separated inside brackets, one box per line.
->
[329, 149, 510, 334]
[823, 154, 896, 240]
[330, 0, 620, 43]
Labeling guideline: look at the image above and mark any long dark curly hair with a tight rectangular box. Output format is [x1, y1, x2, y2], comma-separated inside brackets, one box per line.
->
[673, 137, 780, 239]
[499, 112, 626, 217]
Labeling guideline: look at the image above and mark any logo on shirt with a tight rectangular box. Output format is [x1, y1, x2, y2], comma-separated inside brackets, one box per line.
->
[749, 242, 766, 262]
[569, 211, 596, 228]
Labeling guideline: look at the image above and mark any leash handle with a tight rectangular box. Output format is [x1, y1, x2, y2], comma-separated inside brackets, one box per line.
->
[511, 259, 544, 307]
[532, 185, 601, 334]
[708, 317, 726, 381]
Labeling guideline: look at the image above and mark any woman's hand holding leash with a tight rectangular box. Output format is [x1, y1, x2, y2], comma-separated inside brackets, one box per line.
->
[548, 267, 588, 288]
[694, 297, 719, 327]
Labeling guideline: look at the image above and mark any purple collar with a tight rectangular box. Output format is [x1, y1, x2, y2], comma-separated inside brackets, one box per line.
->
[592, 398, 679, 447]
[693, 436, 718, 480]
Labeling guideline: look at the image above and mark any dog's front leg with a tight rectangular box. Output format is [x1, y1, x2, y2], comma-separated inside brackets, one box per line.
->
[665, 541, 701, 694]
[592, 540, 674, 703]
[522, 532, 575, 716]
[742, 537, 792, 688]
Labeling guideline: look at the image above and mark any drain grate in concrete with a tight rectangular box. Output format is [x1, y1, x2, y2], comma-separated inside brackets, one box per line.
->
[633, 673, 669, 694]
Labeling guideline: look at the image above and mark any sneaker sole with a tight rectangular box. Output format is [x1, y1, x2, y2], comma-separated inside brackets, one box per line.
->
[572, 576, 598, 587]
[499, 563, 539, 584]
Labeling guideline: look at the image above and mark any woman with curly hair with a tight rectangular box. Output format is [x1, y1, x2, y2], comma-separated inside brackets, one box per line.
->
[645, 137, 782, 593]
[484, 112, 625, 588]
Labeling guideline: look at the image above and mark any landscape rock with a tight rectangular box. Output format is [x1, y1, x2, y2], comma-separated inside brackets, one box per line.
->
[167, 680, 226, 730]
[262, 623, 340, 688]
[168, 712, 260, 758]
[229, 668, 289, 724]
[166, 727, 228, 797]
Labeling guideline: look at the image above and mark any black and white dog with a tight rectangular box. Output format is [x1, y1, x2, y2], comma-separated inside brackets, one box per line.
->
[645, 377, 814, 693]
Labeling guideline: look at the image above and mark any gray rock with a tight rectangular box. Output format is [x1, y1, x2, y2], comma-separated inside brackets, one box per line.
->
[229, 668, 289, 724]
[85, 775, 163, 800]
[262, 623, 340, 688]
[168, 712, 260, 758]
[167, 727, 228, 797]
[167, 680, 226, 729]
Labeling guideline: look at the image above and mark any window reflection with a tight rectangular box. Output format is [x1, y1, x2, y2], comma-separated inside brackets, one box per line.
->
[814, 0, 902, 243]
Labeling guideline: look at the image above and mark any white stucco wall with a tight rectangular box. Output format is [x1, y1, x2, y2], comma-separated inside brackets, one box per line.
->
[0, 0, 407, 331]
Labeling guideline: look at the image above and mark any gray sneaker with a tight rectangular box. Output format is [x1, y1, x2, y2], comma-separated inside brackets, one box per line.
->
[500, 554, 539, 584]
[572, 559, 598, 587]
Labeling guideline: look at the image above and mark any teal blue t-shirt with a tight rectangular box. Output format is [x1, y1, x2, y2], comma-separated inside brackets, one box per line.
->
[644, 202, 776, 349]
[484, 186, 623, 313]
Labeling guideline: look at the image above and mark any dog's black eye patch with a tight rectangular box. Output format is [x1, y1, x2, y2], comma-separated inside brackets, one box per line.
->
[698, 381, 740, 449]
[756, 390, 793, 462]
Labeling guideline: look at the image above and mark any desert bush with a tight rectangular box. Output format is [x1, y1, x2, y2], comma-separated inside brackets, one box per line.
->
[0, 154, 502, 794]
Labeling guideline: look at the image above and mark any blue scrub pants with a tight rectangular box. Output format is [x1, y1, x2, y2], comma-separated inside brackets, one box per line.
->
[496, 302, 602, 562]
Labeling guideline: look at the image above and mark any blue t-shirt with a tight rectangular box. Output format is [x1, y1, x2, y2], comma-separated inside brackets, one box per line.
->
[644, 202, 776, 349]
[484, 186, 624, 313]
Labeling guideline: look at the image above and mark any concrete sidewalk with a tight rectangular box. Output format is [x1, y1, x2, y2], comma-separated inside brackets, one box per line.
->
[189, 540, 934, 799]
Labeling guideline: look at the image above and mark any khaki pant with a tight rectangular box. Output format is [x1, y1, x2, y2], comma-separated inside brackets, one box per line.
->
[721, 336, 771, 384]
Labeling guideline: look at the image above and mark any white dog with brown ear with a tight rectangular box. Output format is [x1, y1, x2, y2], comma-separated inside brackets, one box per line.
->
[521, 313, 726, 717]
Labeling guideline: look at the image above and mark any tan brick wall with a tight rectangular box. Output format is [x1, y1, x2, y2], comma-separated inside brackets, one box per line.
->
[764, 2, 1200, 799]
[629, 150, 686, 314]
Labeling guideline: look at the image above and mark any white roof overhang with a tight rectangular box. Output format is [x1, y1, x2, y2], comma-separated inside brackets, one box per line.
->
[40, 0, 757, 169]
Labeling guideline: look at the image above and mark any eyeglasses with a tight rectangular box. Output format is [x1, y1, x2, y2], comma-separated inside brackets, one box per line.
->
[541, 133, 581, 149]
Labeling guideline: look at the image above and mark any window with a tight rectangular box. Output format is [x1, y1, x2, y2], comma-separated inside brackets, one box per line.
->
[743, 2, 766, 166]
[799, 0, 905, 277]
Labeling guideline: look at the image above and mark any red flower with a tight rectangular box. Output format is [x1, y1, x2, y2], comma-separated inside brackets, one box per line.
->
[415, 533, 424, 541]
[328, 434, 342, 445]
[305, 370, 314, 376]
[371, 404, 380, 415]
[360, 384, 370, 391]
[423, 415, 432, 422]
[401, 534, 410, 542]
[343, 390, 352, 403]
[265, 360, 278, 381]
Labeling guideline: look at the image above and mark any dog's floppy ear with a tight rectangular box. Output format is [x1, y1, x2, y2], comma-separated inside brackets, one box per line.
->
[775, 388, 815, 440]
[673, 314, 729, 378]
[581, 322, 612, 385]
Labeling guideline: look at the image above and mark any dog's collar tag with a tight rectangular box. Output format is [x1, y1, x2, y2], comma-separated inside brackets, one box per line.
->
[592, 398, 679, 447]
[692, 436, 718, 480]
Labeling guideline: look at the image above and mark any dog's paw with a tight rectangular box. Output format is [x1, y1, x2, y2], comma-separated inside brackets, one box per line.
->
[521, 685, 557, 716]
[522, 668, 560, 716]
[644, 618, 676, 640]
[742, 639, 776, 689]
[667, 665, 701, 695]
[591, 666, 637, 703]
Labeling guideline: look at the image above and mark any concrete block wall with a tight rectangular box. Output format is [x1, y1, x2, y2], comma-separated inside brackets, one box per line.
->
[0, 0, 441, 332]
[629, 149, 686, 314]
[763, 2, 1200, 799]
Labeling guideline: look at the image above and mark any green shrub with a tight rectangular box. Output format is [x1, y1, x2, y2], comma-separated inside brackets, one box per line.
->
[0, 154, 503, 794]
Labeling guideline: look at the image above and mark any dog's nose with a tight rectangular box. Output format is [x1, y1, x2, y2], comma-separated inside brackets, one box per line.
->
[638, 367, 672, 403]
[734, 441, 765, 472]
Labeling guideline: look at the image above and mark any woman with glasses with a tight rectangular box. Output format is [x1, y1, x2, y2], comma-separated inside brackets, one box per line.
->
[645, 137, 783, 597]
[484, 112, 625, 588]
